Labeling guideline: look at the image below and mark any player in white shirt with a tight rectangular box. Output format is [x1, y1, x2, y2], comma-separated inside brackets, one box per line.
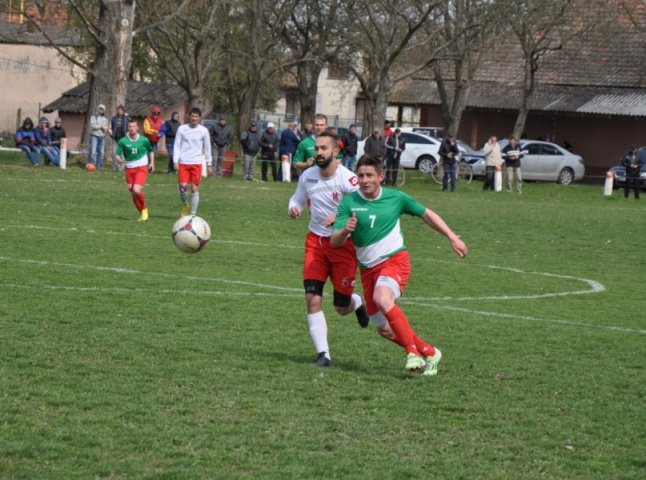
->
[173, 107, 212, 216]
[288, 129, 373, 367]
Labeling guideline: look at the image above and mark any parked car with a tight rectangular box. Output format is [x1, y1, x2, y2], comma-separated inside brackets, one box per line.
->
[357, 130, 441, 172]
[399, 126, 445, 139]
[456, 140, 486, 177]
[608, 147, 646, 188]
[467, 139, 585, 185]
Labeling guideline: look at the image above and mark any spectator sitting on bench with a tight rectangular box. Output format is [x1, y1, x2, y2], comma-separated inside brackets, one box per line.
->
[35, 116, 60, 166]
[15, 117, 40, 167]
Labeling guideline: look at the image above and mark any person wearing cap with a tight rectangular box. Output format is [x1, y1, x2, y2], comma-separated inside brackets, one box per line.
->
[207, 115, 233, 177]
[89, 103, 109, 170]
[260, 122, 280, 181]
[143, 105, 165, 164]
[240, 120, 261, 181]
[621, 144, 643, 199]
[341, 124, 359, 171]
[50, 118, 66, 151]
[110, 104, 129, 172]
[363, 128, 385, 160]
[278, 121, 301, 181]
[35, 116, 60, 166]
[15, 117, 40, 166]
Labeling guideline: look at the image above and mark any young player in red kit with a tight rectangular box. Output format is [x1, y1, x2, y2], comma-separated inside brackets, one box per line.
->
[115, 119, 155, 221]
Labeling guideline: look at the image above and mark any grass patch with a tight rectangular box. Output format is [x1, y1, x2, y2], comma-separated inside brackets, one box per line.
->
[1, 158, 645, 479]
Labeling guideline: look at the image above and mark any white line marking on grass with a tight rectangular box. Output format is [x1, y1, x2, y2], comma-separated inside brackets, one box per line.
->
[399, 301, 646, 335]
[0, 256, 302, 293]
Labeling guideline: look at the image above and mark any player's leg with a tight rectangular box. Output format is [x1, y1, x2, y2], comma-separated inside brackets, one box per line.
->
[327, 238, 369, 327]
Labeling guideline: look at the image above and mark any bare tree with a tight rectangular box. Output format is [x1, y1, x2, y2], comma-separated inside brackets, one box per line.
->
[343, 0, 442, 134]
[277, 0, 341, 123]
[427, 0, 495, 136]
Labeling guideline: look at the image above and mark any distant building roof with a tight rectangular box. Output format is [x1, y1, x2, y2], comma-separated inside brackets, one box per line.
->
[43, 80, 189, 117]
[0, 20, 81, 46]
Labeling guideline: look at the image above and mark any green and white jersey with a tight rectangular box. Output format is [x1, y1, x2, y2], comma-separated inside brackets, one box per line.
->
[116, 134, 153, 168]
[334, 188, 426, 268]
[292, 135, 316, 164]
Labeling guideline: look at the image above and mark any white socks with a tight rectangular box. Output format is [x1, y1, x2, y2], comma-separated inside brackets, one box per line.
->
[307, 311, 329, 359]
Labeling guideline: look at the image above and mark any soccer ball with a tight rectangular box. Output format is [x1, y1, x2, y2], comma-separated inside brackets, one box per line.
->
[171, 215, 211, 253]
[85, 163, 96, 172]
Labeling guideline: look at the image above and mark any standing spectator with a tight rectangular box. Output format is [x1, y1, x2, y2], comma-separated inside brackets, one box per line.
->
[208, 115, 233, 177]
[163, 112, 181, 174]
[300, 121, 313, 140]
[15, 117, 40, 166]
[383, 120, 394, 138]
[260, 122, 279, 182]
[173, 107, 213, 216]
[384, 128, 406, 185]
[278, 121, 301, 181]
[341, 124, 359, 171]
[364, 128, 386, 160]
[292, 114, 327, 173]
[621, 144, 642, 199]
[89, 104, 109, 170]
[331, 154, 467, 374]
[50, 118, 66, 151]
[115, 118, 155, 222]
[143, 105, 165, 164]
[240, 120, 261, 181]
[502, 136, 524, 194]
[483, 136, 503, 191]
[287, 130, 370, 367]
[35, 117, 60, 166]
[439, 134, 460, 192]
[110, 104, 129, 172]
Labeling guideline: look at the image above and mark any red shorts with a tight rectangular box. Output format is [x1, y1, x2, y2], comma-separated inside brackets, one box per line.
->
[178, 164, 203, 186]
[125, 166, 148, 189]
[360, 250, 411, 316]
[303, 231, 357, 296]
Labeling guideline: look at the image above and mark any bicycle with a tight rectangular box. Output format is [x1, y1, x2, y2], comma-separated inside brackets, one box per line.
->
[430, 161, 473, 185]
[383, 164, 406, 187]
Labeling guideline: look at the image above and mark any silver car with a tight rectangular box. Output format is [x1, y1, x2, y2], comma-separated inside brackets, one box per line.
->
[469, 139, 585, 185]
[357, 131, 441, 173]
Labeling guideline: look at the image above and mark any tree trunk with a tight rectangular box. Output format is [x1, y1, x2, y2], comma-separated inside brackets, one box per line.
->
[297, 61, 322, 124]
[512, 59, 536, 139]
[84, 0, 135, 146]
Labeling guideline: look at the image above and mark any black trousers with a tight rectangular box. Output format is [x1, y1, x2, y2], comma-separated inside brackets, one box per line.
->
[261, 155, 278, 181]
[624, 175, 641, 198]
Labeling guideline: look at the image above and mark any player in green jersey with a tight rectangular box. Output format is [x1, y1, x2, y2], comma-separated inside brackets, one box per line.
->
[331, 154, 468, 374]
[292, 113, 327, 174]
[115, 119, 155, 221]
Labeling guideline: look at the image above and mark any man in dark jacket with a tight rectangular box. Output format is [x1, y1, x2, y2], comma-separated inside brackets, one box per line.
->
[364, 128, 386, 160]
[110, 104, 129, 171]
[384, 128, 406, 185]
[240, 120, 261, 181]
[342, 124, 359, 171]
[260, 122, 280, 182]
[621, 144, 643, 199]
[208, 115, 233, 177]
[164, 112, 181, 173]
[440, 134, 460, 192]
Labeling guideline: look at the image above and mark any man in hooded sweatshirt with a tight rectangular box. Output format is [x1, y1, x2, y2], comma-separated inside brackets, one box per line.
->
[89, 104, 109, 170]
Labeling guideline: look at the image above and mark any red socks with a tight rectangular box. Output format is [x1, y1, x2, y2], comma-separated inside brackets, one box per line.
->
[383, 305, 435, 357]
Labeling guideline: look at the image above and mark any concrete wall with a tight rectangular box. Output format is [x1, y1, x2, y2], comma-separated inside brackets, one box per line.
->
[0, 43, 82, 136]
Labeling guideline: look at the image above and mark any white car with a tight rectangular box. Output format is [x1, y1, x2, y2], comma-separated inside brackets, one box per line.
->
[468, 139, 585, 185]
[357, 131, 441, 173]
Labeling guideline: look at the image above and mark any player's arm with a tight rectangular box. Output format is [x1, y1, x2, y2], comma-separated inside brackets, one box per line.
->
[330, 201, 355, 247]
[115, 141, 126, 165]
[293, 142, 314, 172]
[420, 208, 468, 258]
[203, 129, 213, 174]
[173, 128, 182, 166]
[287, 177, 307, 218]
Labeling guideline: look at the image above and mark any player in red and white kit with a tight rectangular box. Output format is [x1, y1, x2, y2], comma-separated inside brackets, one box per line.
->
[173, 107, 212, 216]
[288, 127, 371, 367]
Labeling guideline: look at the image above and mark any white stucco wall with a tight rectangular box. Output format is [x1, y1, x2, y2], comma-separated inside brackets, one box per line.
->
[0, 43, 81, 135]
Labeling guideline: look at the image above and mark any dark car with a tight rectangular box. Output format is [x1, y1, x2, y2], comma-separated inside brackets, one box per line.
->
[609, 147, 646, 188]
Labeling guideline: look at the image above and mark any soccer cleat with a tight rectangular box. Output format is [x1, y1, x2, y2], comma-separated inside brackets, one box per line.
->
[355, 301, 370, 328]
[312, 352, 333, 367]
[405, 353, 426, 372]
[423, 348, 442, 377]
[137, 208, 149, 222]
[180, 204, 190, 216]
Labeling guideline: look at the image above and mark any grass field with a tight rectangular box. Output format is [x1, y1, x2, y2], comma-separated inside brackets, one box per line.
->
[1, 154, 645, 479]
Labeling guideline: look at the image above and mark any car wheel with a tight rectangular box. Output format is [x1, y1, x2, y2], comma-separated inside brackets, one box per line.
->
[416, 156, 435, 174]
[557, 167, 574, 185]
